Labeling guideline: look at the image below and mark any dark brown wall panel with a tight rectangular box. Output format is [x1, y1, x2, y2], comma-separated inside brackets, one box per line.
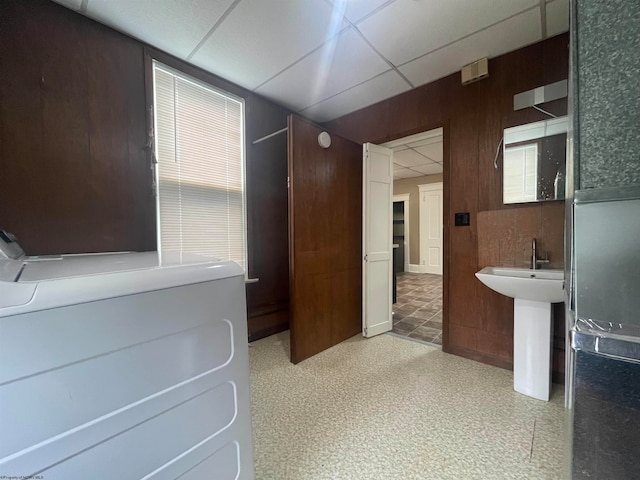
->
[288, 115, 362, 363]
[1, 0, 292, 341]
[325, 34, 569, 377]
[244, 96, 290, 339]
[0, 0, 153, 254]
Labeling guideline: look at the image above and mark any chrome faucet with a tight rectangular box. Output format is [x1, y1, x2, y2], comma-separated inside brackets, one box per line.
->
[531, 238, 550, 269]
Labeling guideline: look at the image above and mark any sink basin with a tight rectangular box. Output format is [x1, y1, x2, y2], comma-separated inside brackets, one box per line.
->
[475, 266, 564, 303]
[475, 266, 565, 401]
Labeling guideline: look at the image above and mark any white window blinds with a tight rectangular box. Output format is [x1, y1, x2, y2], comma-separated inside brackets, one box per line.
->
[153, 62, 246, 269]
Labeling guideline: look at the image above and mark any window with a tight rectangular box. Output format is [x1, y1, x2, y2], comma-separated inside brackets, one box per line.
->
[152, 62, 246, 269]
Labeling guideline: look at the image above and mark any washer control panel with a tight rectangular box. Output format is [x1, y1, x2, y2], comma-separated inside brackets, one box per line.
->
[0, 230, 25, 260]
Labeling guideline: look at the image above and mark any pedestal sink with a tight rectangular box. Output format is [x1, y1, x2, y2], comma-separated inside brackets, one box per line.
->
[475, 267, 564, 401]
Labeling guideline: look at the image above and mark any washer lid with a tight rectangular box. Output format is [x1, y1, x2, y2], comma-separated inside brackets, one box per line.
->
[18, 251, 208, 282]
[0, 251, 244, 317]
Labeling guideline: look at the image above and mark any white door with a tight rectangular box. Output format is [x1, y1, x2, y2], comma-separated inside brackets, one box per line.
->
[363, 143, 393, 338]
[419, 183, 443, 275]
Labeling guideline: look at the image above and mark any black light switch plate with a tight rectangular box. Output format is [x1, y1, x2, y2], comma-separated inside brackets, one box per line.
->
[454, 212, 470, 226]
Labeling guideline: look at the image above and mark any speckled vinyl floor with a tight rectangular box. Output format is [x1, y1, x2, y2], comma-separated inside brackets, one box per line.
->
[249, 331, 569, 480]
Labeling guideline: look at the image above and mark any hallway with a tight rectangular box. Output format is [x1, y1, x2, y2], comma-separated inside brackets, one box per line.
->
[392, 272, 442, 344]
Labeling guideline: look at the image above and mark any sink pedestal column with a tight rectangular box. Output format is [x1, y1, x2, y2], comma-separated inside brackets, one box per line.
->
[513, 299, 553, 401]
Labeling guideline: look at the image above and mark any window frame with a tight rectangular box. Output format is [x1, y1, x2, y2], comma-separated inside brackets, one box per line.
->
[150, 59, 248, 273]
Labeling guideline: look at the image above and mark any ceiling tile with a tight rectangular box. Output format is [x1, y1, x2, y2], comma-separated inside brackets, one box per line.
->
[412, 163, 444, 175]
[393, 149, 432, 168]
[546, 0, 570, 37]
[53, 0, 82, 11]
[85, 0, 236, 59]
[393, 163, 405, 171]
[393, 168, 422, 179]
[190, 0, 344, 91]
[256, 28, 389, 111]
[407, 135, 442, 148]
[358, 0, 538, 66]
[338, 0, 393, 24]
[300, 70, 410, 122]
[399, 9, 542, 88]
[413, 143, 443, 163]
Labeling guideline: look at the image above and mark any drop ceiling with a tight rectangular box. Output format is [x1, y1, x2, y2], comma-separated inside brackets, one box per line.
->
[52, 0, 569, 123]
[384, 128, 443, 180]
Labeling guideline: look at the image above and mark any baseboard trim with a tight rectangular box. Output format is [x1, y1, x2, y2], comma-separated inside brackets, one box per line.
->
[444, 344, 513, 371]
[248, 308, 289, 342]
[408, 264, 442, 275]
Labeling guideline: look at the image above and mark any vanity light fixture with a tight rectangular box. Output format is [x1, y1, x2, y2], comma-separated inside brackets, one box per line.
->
[513, 80, 568, 111]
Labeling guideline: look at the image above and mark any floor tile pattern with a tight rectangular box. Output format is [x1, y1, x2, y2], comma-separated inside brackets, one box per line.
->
[250, 332, 568, 480]
[393, 272, 442, 344]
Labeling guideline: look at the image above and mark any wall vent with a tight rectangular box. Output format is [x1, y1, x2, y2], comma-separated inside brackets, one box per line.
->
[461, 58, 489, 85]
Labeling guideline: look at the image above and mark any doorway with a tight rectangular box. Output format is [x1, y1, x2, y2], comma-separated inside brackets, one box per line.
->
[383, 128, 444, 346]
[392, 194, 410, 274]
[393, 201, 405, 273]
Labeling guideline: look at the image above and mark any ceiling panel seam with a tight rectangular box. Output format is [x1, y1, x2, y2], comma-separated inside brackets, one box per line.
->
[348, 23, 414, 88]
[298, 68, 395, 112]
[396, 4, 542, 69]
[407, 147, 437, 164]
[251, 26, 350, 92]
[186, 0, 243, 61]
[323, 0, 397, 25]
[539, 0, 548, 38]
[353, 0, 397, 25]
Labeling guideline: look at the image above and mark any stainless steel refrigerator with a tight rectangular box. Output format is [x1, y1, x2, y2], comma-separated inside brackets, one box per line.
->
[570, 186, 640, 479]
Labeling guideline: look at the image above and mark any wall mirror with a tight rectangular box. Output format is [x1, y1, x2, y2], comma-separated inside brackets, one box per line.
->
[502, 116, 568, 204]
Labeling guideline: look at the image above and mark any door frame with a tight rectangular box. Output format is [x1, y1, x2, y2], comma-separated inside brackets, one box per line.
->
[418, 182, 443, 275]
[372, 122, 450, 353]
[392, 193, 410, 272]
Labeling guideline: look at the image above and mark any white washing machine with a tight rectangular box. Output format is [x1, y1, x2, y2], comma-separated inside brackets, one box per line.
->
[0, 231, 254, 479]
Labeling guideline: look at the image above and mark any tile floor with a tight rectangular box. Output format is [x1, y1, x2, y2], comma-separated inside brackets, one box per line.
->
[393, 272, 442, 344]
[249, 331, 568, 480]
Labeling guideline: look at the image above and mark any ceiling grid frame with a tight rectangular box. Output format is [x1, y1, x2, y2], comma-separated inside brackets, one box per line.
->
[53, 0, 570, 122]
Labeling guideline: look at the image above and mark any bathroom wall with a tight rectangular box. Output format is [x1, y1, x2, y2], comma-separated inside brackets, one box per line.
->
[574, 0, 640, 189]
[478, 201, 566, 382]
[393, 174, 443, 265]
[477, 202, 564, 269]
[326, 34, 569, 372]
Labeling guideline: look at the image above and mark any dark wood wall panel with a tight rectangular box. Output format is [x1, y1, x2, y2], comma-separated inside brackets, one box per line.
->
[0, 0, 153, 254]
[325, 34, 569, 377]
[288, 115, 362, 364]
[244, 96, 290, 340]
[1, 0, 291, 340]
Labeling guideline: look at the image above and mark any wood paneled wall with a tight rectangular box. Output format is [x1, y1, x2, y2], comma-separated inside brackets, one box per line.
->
[325, 34, 569, 375]
[288, 116, 362, 363]
[244, 98, 290, 341]
[0, 0, 154, 254]
[0, 0, 290, 340]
